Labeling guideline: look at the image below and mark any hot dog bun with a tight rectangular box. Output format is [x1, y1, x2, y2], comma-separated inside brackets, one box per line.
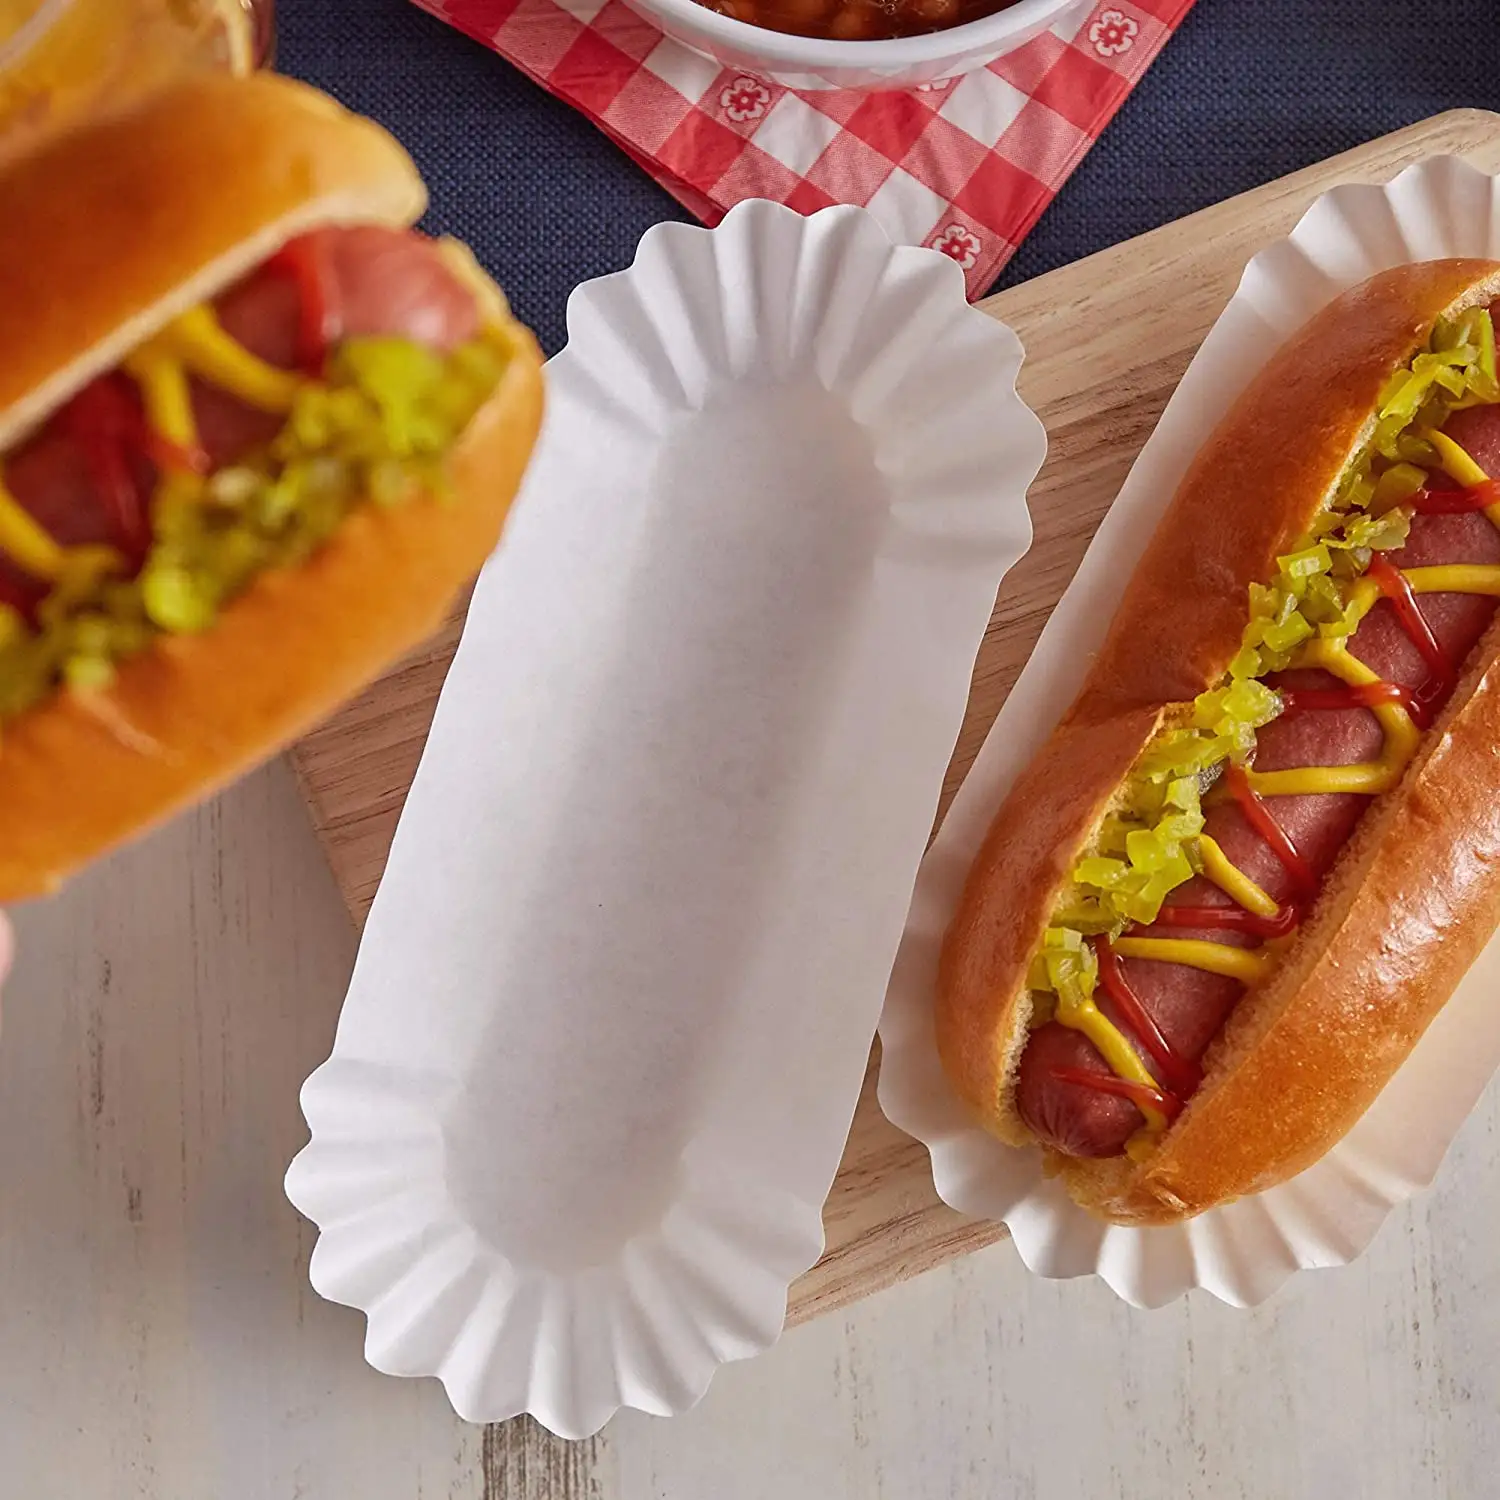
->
[937, 259, 1500, 1225]
[0, 72, 544, 900]
[0, 70, 428, 447]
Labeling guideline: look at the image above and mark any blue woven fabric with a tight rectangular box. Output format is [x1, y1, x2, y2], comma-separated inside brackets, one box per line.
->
[278, 0, 1500, 354]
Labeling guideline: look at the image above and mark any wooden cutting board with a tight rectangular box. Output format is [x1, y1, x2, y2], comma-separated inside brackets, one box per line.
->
[289, 109, 1500, 1325]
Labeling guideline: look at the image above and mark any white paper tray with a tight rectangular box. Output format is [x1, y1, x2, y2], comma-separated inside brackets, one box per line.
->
[284, 201, 1045, 1435]
[877, 155, 1500, 1309]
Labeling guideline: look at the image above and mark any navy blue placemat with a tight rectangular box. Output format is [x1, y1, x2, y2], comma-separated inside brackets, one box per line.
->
[278, 0, 1500, 355]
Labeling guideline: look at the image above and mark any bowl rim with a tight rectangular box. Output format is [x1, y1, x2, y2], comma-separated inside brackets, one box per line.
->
[625, 0, 1084, 69]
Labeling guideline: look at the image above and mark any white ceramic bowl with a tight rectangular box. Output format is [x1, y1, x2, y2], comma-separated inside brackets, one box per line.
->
[616, 0, 1090, 90]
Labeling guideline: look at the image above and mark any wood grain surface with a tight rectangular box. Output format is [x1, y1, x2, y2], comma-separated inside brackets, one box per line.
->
[12, 758, 1500, 1500]
[0, 759, 613, 1499]
[289, 109, 1500, 1329]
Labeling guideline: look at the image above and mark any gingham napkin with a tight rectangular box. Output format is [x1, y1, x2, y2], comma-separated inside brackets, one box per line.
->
[418, 0, 1193, 296]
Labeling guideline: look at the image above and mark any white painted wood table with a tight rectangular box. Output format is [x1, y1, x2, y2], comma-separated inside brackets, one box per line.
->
[1, 759, 1497, 1498]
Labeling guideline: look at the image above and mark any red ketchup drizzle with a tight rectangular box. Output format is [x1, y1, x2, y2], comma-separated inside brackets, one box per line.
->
[0, 569, 31, 615]
[1146, 900, 1300, 941]
[58, 377, 207, 563]
[1412, 479, 1500, 514]
[265, 237, 330, 376]
[59, 377, 155, 560]
[1279, 677, 1429, 729]
[1091, 935, 1202, 1098]
[1049, 1067, 1181, 1122]
[1368, 554, 1454, 718]
[1222, 762, 1320, 901]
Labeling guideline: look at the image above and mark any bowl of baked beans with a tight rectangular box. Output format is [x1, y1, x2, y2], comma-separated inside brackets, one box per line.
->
[619, 0, 1088, 89]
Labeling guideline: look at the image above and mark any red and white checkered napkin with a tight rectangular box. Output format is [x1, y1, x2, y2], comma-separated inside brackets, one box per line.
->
[418, 0, 1194, 296]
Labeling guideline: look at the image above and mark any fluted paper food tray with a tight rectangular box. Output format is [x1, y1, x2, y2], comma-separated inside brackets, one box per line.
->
[284, 201, 1046, 1436]
[877, 156, 1500, 1309]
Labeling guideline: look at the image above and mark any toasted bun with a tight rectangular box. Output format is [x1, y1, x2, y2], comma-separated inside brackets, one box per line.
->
[0, 69, 426, 448]
[0, 0, 255, 178]
[937, 258, 1500, 1224]
[0, 75, 545, 900]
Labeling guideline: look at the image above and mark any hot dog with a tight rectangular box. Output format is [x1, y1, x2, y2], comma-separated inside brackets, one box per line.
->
[937, 260, 1500, 1223]
[0, 71, 544, 900]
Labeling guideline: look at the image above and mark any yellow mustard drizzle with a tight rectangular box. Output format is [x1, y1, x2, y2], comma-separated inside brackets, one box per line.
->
[1425, 428, 1500, 531]
[123, 347, 199, 452]
[1405, 564, 1500, 596]
[1197, 833, 1280, 917]
[1427, 427, 1492, 489]
[0, 475, 72, 580]
[1111, 935, 1276, 985]
[142, 306, 302, 414]
[1050, 991, 1171, 1135]
[1245, 638, 1424, 797]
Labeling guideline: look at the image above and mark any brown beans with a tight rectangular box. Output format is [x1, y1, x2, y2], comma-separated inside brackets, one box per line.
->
[828, 1, 878, 38]
[757, 0, 838, 27]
